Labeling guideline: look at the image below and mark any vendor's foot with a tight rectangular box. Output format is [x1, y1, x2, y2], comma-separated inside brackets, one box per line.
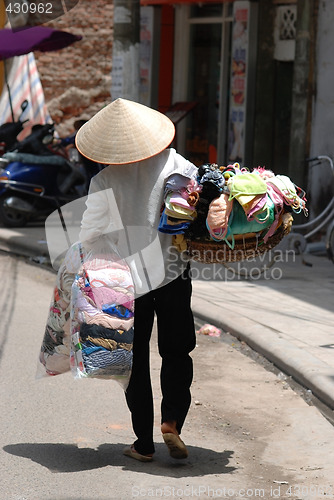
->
[161, 421, 188, 459]
[123, 444, 153, 462]
[161, 421, 178, 435]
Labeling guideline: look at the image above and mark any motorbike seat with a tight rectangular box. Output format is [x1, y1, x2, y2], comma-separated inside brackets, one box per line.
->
[3, 151, 86, 195]
[3, 151, 68, 166]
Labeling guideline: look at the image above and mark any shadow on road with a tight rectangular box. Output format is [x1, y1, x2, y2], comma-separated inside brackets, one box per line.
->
[3, 442, 235, 476]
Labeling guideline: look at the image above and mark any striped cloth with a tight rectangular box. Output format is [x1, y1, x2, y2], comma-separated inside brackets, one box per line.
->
[0, 52, 51, 139]
[82, 347, 133, 377]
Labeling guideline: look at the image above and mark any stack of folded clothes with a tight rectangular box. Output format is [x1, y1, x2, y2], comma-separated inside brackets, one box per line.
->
[70, 246, 134, 385]
[158, 173, 199, 235]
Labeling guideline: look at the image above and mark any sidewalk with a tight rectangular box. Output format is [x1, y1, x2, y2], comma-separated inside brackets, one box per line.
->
[1, 224, 334, 411]
[191, 253, 334, 410]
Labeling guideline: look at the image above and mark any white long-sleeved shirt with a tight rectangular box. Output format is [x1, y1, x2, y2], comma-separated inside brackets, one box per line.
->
[79, 148, 197, 295]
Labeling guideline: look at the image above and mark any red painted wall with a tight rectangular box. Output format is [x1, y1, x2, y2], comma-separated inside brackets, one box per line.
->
[158, 5, 175, 113]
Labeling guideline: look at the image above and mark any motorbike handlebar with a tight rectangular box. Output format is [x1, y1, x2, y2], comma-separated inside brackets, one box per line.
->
[13, 123, 55, 154]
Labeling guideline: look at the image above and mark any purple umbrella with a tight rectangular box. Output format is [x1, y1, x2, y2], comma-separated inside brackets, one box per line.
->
[0, 26, 82, 60]
[0, 26, 82, 119]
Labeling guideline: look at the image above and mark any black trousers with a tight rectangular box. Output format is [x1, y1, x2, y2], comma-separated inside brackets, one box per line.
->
[125, 266, 196, 455]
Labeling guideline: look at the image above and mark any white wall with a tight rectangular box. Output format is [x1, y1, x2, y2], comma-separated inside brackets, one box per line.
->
[310, 0, 334, 209]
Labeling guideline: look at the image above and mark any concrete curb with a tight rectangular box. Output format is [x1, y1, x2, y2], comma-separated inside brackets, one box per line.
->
[0, 229, 51, 267]
[191, 296, 334, 411]
[0, 228, 49, 258]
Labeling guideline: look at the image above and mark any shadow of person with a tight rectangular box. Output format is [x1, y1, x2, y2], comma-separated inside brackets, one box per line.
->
[3, 442, 236, 477]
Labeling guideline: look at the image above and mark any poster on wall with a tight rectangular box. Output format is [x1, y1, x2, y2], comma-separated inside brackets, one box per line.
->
[140, 6, 154, 106]
[228, 1, 250, 163]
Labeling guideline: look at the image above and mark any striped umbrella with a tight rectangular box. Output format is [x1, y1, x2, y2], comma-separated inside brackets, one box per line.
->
[0, 26, 81, 124]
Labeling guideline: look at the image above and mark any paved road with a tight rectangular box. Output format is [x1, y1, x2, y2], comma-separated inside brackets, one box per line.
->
[1, 223, 334, 410]
[0, 248, 334, 498]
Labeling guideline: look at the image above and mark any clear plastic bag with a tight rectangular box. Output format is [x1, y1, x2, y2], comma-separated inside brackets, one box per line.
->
[37, 259, 74, 378]
[38, 237, 134, 390]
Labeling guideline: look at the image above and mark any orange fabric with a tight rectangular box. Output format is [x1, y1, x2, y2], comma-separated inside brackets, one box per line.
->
[206, 193, 233, 231]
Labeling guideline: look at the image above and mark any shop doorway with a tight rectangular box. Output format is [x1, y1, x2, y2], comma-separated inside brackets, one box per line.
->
[173, 3, 233, 166]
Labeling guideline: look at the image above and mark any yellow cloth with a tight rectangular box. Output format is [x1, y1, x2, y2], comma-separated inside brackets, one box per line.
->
[172, 234, 187, 252]
[165, 207, 195, 221]
[227, 173, 267, 209]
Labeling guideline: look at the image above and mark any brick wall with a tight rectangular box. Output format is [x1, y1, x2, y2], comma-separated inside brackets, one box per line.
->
[35, 0, 113, 135]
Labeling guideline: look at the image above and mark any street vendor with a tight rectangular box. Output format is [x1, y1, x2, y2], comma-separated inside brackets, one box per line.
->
[75, 98, 198, 462]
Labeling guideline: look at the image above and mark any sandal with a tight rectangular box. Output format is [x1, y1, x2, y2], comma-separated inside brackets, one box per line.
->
[123, 444, 153, 462]
[162, 433, 188, 459]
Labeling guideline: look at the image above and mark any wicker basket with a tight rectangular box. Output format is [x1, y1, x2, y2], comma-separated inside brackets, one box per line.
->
[186, 213, 293, 263]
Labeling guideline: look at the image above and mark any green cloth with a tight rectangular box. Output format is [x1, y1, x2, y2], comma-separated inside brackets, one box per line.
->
[222, 197, 275, 249]
[228, 173, 267, 208]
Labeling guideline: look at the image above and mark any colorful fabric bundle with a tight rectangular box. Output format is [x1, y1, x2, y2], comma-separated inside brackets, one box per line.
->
[38, 240, 134, 389]
[70, 243, 134, 387]
[227, 172, 268, 210]
[165, 193, 196, 220]
[263, 175, 308, 243]
[223, 195, 276, 249]
[266, 175, 307, 214]
[206, 193, 233, 241]
[185, 164, 226, 240]
[171, 162, 308, 251]
[159, 173, 198, 235]
[38, 249, 78, 377]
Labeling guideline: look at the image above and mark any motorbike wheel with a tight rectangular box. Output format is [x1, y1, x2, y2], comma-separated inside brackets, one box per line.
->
[0, 195, 28, 228]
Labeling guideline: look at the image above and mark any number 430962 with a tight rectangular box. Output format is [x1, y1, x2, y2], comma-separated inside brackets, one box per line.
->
[5, 2, 53, 14]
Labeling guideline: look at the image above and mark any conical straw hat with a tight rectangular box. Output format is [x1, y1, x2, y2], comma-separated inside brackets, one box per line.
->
[75, 98, 175, 164]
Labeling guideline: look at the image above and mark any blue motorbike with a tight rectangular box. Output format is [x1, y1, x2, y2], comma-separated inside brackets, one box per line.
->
[0, 122, 102, 227]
